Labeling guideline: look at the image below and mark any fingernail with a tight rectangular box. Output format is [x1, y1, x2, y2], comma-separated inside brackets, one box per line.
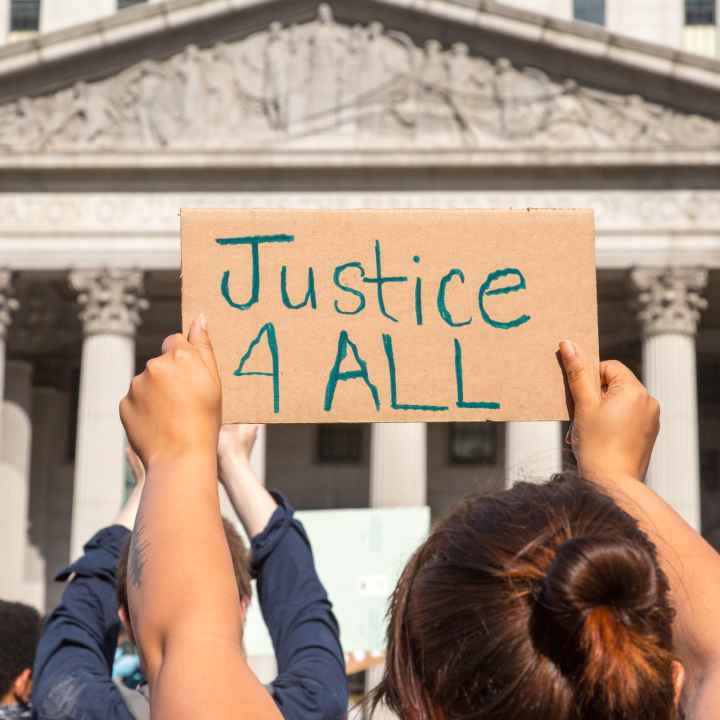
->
[198, 313, 207, 331]
[560, 340, 576, 357]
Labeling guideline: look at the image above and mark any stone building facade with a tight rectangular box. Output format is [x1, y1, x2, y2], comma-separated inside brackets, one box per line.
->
[0, 0, 719, 626]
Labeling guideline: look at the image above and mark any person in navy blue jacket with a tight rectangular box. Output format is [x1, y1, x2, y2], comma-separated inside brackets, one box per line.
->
[31, 426, 348, 720]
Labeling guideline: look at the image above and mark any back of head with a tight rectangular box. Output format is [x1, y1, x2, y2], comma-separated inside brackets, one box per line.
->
[117, 517, 252, 626]
[373, 474, 677, 720]
[0, 600, 42, 700]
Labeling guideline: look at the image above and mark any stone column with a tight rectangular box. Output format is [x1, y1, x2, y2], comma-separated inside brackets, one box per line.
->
[3, 362, 34, 473]
[0, 0, 9, 45]
[631, 268, 707, 530]
[0, 270, 19, 452]
[0, 272, 24, 601]
[69, 269, 147, 560]
[370, 423, 426, 507]
[1, 362, 33, 601]
[366, 423, 426, 718]
[505, 422, 562, 487]
[29, 387, 70, 610]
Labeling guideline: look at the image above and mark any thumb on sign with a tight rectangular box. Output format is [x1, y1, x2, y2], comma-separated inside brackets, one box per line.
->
[188, 313, 221, 384]
[559, 340, 658, 483]
[120, 314, 222, 466]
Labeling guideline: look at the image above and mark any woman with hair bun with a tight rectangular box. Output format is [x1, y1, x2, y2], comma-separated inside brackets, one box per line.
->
[370, 341, 720, 719]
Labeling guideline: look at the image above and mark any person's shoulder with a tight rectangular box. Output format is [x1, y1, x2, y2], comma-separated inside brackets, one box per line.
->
[55, 526, 131, 583]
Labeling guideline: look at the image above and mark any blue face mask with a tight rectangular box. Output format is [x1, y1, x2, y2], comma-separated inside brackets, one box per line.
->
[113, 644, 145, 688]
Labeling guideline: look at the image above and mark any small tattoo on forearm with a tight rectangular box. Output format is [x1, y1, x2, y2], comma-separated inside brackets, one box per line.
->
[129, 521, 149, 589]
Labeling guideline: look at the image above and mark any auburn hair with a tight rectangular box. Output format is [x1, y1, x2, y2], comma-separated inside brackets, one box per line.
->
[370, 474, 677, 720]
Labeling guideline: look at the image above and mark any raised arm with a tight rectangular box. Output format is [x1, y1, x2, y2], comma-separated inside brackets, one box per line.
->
[218, 424, 277, 537]
[31, 448, 145, 720]
[218, 423, 348, 720]
[119, 317, 280, 720]
[558, 340, 720, 716]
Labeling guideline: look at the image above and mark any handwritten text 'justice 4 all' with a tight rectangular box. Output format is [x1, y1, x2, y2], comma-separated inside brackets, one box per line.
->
[216, 232, 531, 414]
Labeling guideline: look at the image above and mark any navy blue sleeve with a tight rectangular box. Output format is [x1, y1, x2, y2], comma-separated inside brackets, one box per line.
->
[252, 493, 348, 720]
[32, 525, 135, 720]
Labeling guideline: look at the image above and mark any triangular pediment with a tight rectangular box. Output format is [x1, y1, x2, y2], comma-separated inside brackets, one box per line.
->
[0, 0, 718, 163]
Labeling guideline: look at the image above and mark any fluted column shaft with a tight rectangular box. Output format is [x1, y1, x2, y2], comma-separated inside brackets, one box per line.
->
[0, 270, 18, 453]
[370, 423, 426, 507]
[505, 421, 562, 487]
[0, 272, 25, 601]
[365, 422, 426, 718]
[632, 267, 707, 530]
[70, 269, 147, 559]
[1, 362, 33, 601]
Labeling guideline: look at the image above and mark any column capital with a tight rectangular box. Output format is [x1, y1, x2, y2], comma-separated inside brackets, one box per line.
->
[0, 269, 19, 340]
[630, 267, 708, 337]
[70, 268, 148, 337]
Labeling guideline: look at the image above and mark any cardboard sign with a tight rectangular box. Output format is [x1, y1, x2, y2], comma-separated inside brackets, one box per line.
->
[181, 209, 598, 423]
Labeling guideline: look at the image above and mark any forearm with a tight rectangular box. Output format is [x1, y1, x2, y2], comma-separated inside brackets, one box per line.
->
[559, 342, 720, 699]
[34, 577, 118, 677]
[590, 471, 720, 672]
[128, 451, 242, 680]
[130, 451, 280, 719]
[34, 599, 132, 720]
[33, 529, 131, 720]
[253, 501, 348, 717]
[118, 322, 280, 718]
[220, 455, 277, 538]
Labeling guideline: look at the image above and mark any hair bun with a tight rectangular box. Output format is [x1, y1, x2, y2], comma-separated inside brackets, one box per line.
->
[540, 537, 659, 621]
[537, 537, 671, 715]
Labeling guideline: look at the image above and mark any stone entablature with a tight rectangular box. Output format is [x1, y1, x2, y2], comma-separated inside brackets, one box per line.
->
[1, 190, 719, 231]
[0, 4, 719, 157]
[2, 190, 720, 271]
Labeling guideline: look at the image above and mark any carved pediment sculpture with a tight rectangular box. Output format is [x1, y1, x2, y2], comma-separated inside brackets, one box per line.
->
[1, 2, 719, 151]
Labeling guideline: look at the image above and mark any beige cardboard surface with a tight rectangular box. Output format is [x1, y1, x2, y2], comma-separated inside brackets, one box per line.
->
[181, 209, 598, 423]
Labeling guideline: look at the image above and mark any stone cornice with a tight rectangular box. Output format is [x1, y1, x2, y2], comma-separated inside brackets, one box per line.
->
[0, 0, 718, 95]
[2, 190, 720, 270]
[0, 148, 718, 170]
